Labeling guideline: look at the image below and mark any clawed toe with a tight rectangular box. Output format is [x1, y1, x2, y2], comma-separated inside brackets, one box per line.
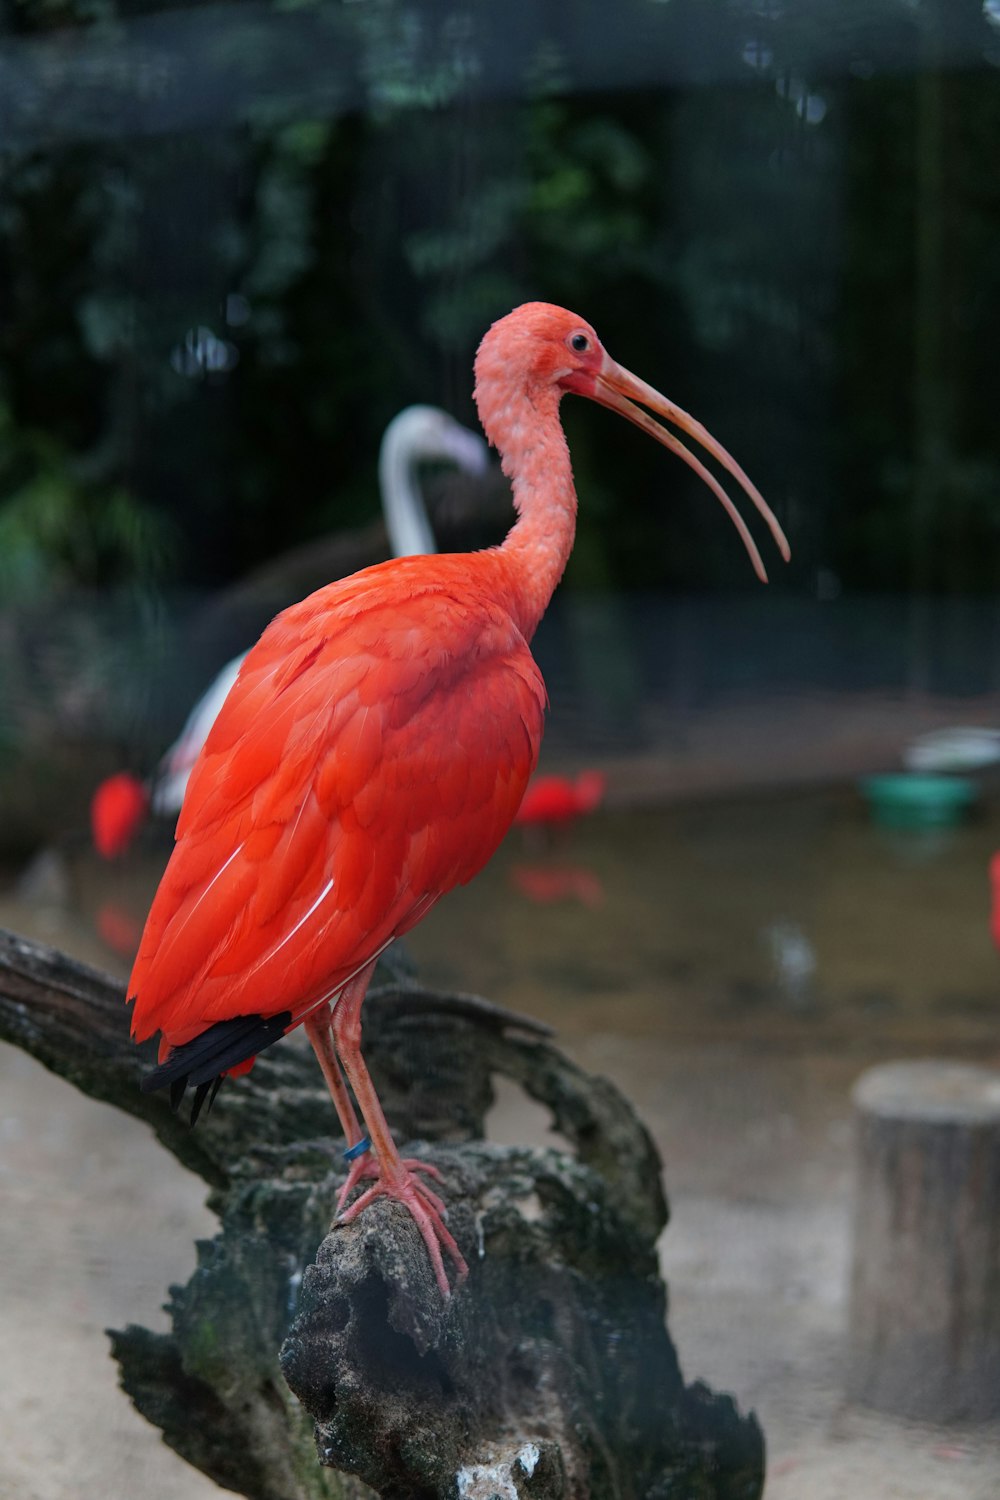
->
[334, 1158, 468, 1297]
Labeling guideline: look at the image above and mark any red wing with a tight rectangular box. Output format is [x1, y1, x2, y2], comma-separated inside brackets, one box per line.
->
[128, 577, 545, 1046]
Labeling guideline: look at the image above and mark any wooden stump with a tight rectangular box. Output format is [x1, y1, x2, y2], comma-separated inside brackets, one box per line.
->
[847, 1060, 1000, 1421]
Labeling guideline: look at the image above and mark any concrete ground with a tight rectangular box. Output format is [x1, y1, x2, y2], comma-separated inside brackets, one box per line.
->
[565, 1039, 1000, 1500]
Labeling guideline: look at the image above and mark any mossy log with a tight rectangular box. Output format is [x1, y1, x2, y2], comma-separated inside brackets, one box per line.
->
[0, 925, 764, 1499]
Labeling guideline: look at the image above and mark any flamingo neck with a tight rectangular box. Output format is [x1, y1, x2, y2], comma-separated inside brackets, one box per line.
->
[379, 426, 436, 557]
[490, 393, 578, 643]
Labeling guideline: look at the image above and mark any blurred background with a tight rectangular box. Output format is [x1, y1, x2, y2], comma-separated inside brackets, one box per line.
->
[1, 3, 1000, 1498]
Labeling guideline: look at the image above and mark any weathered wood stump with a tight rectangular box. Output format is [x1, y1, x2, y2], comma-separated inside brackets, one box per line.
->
[0, 925, 765, 1497]
[847, 1060, 1000, 1421]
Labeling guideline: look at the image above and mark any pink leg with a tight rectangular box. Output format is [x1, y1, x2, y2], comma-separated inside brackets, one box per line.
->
[330, 961, 469, 1298]
[304, 1005, 364, 1149]
[304, 998, 446, 1211]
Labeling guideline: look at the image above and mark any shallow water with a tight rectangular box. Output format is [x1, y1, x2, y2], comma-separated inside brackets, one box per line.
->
[405, 786, 1000, 1054]
[41, 777, 1000, 1056]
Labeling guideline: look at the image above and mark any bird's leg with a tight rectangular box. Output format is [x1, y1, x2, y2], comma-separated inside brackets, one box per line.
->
[304, 1006, 364, 1149]
[330, 960, 468, 1298]
[306, 992, 444, 1214]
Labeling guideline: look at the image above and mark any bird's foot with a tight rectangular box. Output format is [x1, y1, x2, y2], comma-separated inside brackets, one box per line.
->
[335, 1151, 444, 1214]
[336, 1157, 467, 1298]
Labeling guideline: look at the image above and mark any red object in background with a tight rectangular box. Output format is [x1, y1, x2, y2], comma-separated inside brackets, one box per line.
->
[90, 773, 150, 859]
[989, 853, 1000, 949]
[96, 901, 143, 959]
[510, 862, 605, 908]
[514, 770, 607, 828]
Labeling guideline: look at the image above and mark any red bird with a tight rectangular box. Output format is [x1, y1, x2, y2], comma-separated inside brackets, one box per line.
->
[513, 770, 607, 829]
[128, 303, 789, 1296]
[91, 771, 150, 860]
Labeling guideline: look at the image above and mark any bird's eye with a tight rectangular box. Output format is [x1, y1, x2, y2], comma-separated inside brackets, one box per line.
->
[570, 332, 590, 353]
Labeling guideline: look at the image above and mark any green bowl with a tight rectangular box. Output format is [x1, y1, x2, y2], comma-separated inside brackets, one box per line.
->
[861, 773, 977, 829]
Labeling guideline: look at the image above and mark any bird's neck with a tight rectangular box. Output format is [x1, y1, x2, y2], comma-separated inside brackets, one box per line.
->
[492, 393, 578, 643]
[379, 433, 436, 558]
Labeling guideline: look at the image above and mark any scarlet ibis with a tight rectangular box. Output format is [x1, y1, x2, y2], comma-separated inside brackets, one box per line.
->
[90, 406, 488, 856]
[513, 769, 607, 829]
[90, 771, 150, 860]
[129, 303, 788, 1296]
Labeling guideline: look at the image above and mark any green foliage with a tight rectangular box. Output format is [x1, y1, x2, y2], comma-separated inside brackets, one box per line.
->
[0, 0, 998, 597]
[0, 404, 173, 601]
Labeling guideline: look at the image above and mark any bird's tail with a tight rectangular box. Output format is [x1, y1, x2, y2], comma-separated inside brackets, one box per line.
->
[139, 1009, 293, 1123]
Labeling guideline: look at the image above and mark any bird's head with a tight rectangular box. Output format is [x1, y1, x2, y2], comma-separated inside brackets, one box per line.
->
[474, 303, 604, 422]
[474, 301, 789, 581]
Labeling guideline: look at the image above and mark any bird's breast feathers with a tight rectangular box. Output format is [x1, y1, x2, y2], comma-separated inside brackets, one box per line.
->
[128, 560, 546, 1043]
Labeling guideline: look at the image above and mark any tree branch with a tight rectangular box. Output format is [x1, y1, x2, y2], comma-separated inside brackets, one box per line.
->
[0, 924, 763, 1499]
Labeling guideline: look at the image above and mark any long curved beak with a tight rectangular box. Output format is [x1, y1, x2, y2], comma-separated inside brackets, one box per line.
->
[588, 357, 790, 583]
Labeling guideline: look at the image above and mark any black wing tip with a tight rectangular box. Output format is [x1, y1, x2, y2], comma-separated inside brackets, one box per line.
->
[141, 1010, 293, 1124]
[189, 1074, 224, 1125]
